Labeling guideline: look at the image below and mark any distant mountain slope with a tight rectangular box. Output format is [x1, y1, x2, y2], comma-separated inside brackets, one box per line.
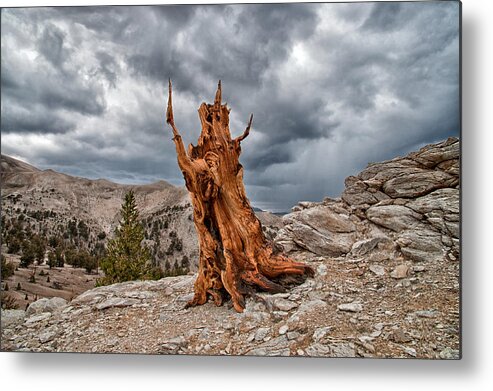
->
[0, 155, 281, 272]
[1, 154, 195, 272]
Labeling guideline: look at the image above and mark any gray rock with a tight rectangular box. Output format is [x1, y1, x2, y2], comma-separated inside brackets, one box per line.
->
[439, 347, 460, 359]
[402, 346, 417, 357]
[163, 287, 174, 296]
[294, 299, 328, 318]
[44, 297, 68, 313]
[25, 312, 52, 324]
[123, 291, 156, 300]
[382, 170, 455, 198]
[366, 205, 423, 232]
[338, 302, 363, 312]
[342, 187, 379, 207]
[287, 331, 300, 340]
[415, 309, 438, 318]
[284, 221, 355, 256]
[369, 264, 386, 276]
[359, 161, 422, 183]
[312, 326, 332, 342]
[281, 205, 356, 256]
[170, 276, 194, 290]
[26, 298, 50, 316]
[254, 327, 270, 341]
[317, 264, 328, 276]
[412, 138, 459, 168]
[437, 159, 459, 176]
[284, 206, 356, 234]
[407, 188, 459, 216]
[160, 336, 187, 353]
[1, 309, 26, 328]
[95, 298, 140, 310]
[245, 335, 290, 356]
[306, 342, 356, 357]
[176, 293, 194, 303]
[351, 236, 390, 257]
[278, 325, 289, 335]
[390, 264, 410, 279]
[39, 329, 57, 344]
[305, 342, 330, 356]
[273, 298, 298, 312]
[71, 291, 105, 306]
[397, 228, 445, 262]
[391, 329, 412, 343]
[26, 297, 67, 317]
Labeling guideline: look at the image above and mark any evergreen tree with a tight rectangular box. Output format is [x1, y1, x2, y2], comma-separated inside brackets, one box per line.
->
[20, 242, 35, 268]
[97, 190, 159, 286]
[47, 251, 57, 269]
[1, 254, 15, 280]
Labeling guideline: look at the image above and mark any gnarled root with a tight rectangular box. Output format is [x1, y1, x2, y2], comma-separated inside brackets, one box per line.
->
[186, 250, 314, 313]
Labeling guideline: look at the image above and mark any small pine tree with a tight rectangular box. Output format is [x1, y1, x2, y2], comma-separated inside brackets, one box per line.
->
[47, 251, 56, 269]
[4, 283, 9, 291]
[16, 282, 21, 291]
[47, 276, 50, 283]
[20, 243, 35, 268]
[97, 190, 157, 286]
[25, 293, 28, 300]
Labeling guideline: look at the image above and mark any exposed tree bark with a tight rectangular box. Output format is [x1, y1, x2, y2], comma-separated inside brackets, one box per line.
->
[166, 80, 314, 312]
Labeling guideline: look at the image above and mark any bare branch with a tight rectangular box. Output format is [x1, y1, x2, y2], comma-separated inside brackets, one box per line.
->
[213, 80, 222, 110]
[235, 113, 253, 143]
[166, 79, 174, 126]
[166, 79, 191, 170]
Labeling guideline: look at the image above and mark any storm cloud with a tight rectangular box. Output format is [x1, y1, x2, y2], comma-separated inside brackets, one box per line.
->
[1, 2, 460, 212]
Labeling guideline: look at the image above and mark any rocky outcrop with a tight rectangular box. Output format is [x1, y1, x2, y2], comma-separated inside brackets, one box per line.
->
[276, 137, 460, 264]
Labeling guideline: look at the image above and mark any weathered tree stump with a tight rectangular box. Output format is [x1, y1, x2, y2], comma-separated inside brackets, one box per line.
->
[166, 80, 314, 312]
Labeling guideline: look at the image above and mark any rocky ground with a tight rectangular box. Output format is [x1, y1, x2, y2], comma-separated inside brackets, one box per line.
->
[0, 138, 460, 358]
[0, 249, 459, 358]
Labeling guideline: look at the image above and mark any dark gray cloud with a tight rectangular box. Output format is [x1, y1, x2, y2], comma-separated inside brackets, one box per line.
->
[1, 2, 460, 212]
[38, 23, 68, 67]
[362, 2, 406, 31]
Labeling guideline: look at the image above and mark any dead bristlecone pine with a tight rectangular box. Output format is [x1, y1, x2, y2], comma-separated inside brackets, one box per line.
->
[165, 80, 314, 312]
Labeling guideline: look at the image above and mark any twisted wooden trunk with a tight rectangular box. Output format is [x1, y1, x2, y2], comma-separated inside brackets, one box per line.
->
[166, 80, 314, 312]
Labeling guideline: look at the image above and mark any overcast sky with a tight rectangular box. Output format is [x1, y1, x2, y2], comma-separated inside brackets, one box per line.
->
[1, 2, 460, 212]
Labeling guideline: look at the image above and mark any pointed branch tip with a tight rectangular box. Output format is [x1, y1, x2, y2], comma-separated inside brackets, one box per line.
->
[214, 80, 222, 108]
[236, 113, 253, 143]
[167, 79, 174, 122]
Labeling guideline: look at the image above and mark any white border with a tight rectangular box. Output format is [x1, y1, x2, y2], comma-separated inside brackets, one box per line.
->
[1, 1, 492, 390]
